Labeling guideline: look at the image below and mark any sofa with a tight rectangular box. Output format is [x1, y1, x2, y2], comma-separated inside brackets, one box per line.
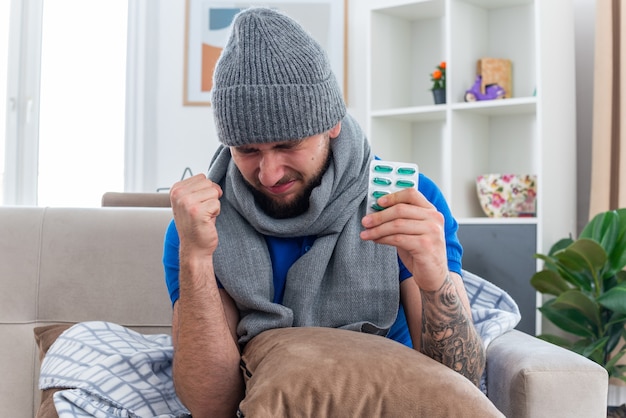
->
[0, 206, 609, 417]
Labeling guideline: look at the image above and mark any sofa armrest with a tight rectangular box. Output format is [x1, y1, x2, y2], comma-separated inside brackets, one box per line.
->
[486, 329, 608, 418]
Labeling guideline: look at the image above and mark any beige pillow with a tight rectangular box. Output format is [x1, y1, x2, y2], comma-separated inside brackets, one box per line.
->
[239, 327, 503, 417]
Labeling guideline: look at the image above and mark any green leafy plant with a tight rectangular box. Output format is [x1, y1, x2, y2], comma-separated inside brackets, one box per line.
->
[531, 208, 626, 381]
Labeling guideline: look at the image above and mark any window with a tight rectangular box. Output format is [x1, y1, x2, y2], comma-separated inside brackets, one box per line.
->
[0, 1, 11, 205]
[38, 0, 127, 206]
[2, 0, 128, 207]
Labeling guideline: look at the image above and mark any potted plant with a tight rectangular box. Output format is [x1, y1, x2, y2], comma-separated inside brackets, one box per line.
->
[530, 208, 626, 394]
[430, 61, 446, 104]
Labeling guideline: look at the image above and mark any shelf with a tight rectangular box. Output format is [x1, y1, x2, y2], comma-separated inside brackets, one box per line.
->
[370, 96, 537, 120]
[451, 97, 536, 115]
[369, 1, 446, 110]
[366, 0, 576, 336]
[450, 0, 536, 102]
[457, 217, 538, 226]
[371, 0, 445, 20]
[367, 1, 540, 244]
[461, 0, 533, 9]
[370, 106, 446, 122]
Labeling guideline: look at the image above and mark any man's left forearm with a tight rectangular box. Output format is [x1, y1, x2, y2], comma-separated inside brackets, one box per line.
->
[420, 274, 486, 386]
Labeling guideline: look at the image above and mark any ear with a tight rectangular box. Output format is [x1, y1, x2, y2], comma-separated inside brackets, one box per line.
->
[329, 121, 342, 139]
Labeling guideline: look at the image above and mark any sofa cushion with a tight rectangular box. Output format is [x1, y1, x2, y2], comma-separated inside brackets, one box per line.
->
[239, 326, 504, 417]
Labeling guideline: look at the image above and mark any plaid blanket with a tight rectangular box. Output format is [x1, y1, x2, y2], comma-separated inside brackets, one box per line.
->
[39, 321, 190, 418]
[462, 269, 521, 347]
[40, 270, 520, 416]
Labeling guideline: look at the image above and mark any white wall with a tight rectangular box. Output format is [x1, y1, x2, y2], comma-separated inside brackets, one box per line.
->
[147, 1, 218, 192]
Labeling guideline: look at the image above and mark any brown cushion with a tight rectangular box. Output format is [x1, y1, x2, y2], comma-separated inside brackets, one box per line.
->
[34, 324, 73, 362]
[239, 327, 504, 417]
[33, 324, 74, 418]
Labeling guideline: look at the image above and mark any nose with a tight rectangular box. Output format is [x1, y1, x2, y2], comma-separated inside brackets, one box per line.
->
[258, 152, 286, 187]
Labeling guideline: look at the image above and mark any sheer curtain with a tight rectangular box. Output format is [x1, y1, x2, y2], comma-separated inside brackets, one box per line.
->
[590, 0, 626, 217]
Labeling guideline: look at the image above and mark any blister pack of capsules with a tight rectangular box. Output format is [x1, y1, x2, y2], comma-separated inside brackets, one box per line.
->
[366, 160, 419, 214]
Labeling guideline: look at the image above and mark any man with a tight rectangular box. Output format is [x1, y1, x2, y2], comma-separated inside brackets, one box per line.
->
[163, 7, 485, 417]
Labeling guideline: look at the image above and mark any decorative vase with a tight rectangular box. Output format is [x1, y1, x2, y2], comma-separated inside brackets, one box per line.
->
[432, 88, 446, 104]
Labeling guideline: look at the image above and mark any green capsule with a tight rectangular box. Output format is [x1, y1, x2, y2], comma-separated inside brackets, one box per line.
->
[397, 167, 416, 175]
[373, 164, 393, 174]
[372, 190, 389, 199]
[396, 179, 415, 188]
[372, 177, 392, 186]
[371, 203, 385, 211]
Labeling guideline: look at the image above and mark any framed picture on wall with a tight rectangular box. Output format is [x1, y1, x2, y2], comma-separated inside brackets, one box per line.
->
[183, 0, 347, 106]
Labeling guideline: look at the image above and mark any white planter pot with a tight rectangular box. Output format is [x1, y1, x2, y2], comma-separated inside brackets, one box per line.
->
[608, 383, 626, 407]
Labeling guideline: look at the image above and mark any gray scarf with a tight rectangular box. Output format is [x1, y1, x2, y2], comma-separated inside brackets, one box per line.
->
[209, 114, 399, 344]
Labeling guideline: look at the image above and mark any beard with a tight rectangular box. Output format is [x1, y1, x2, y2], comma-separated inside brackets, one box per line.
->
[245, 151, 332, 219]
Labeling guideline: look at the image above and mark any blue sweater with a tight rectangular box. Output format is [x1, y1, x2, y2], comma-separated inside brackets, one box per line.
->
[163, 173, 463, 348]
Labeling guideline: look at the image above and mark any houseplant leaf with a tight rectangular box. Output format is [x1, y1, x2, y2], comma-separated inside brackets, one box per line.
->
[604, 320, 626, 355]
[551, 289, 601, 331]
[539, 300, 595, 338]
[532, 208, 626, 379]
[555, 239, 607, 274]
[580, 209, 619, 251]
[535, 253, 591, 291]
[598, 282, 626, 314]
[605, 347, 626, 379]
[609, 236, 626, 275]
[567, 337, 606, 364]
[565, 239, 608, 269]
[606, 209, 626, 274]
[553, 239, 607, 294]
[530, 269, 571, 296]
[606, 311, 626, 327]
[581, 208, 626, 275]
[577, 336, 608, 359]
[548, 237, 575, 257]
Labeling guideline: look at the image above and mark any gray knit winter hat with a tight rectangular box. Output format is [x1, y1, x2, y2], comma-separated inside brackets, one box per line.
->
[211, 7, 346, 147]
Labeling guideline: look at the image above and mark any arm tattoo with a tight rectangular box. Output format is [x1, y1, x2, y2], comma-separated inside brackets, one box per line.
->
[420, 274, 485, 386]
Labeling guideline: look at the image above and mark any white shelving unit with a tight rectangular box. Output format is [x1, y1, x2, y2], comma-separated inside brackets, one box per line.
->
[365, 0, 577, 334]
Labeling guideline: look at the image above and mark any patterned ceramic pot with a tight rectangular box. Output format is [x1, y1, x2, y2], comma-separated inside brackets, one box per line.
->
[476, 174, 537, 217]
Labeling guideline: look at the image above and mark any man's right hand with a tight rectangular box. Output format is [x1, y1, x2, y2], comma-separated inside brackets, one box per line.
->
[169, 174, 243, 417]
[169, 174, 223, 256]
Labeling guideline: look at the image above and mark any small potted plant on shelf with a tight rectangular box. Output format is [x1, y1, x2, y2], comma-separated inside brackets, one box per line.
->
[530, 208, 626, 404]
[430, 61, 446, 104]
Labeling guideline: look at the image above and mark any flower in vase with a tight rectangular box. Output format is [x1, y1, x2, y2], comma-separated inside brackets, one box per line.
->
[431, 61, 446, 90]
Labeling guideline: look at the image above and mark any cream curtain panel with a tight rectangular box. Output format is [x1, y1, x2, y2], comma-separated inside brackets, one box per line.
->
[591, 0, 626, 217]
